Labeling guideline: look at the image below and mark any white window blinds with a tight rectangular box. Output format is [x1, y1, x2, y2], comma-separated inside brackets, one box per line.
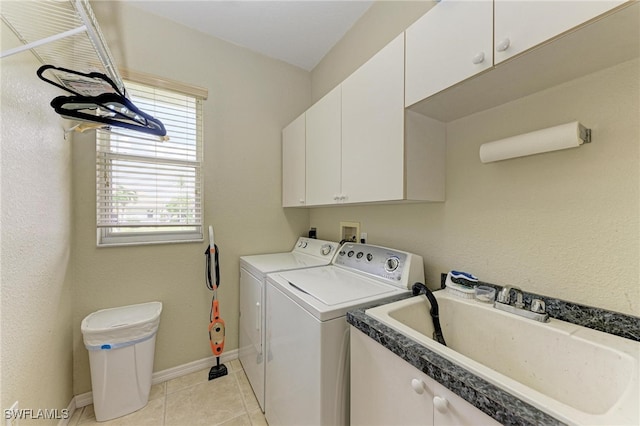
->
[96, 80, 203, 245]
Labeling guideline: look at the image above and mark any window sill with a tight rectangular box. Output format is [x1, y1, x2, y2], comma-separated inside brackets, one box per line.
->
[97, 231, 204, 247]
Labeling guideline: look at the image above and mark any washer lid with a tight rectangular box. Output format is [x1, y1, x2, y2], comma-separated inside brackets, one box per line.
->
[240, 238, 338, 275]
[240, 252, 329, 274]
[268, 267, 407, 321]
[281, 267, 396, 306]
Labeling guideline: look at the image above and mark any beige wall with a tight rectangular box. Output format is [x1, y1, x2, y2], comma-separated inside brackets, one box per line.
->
[310, 3, 639, 315]
[1, 25, 74, 421]
[70, 2, 311, 394]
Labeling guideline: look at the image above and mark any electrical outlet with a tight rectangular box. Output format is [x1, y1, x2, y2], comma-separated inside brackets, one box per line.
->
[340, 221, 360, 243]
[6, 401, 19, 426]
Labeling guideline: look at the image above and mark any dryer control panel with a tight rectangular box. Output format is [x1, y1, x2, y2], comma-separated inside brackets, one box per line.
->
[333, 243, 423, 288]
[292, 237, 339, 258]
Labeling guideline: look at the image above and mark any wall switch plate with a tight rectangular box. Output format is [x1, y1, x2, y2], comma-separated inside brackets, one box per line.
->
[340, 221, 360, 243]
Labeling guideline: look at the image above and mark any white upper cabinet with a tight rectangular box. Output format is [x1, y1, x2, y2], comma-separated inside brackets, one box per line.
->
[405, 0, 493, 107]
[283, 34, 446, 208]
[494, 0, 626, 64]
[281, 113, 306, 207]
[305, 86, 342, 206]
[406, 0, 631, 117]
[342, 34, 406, 204]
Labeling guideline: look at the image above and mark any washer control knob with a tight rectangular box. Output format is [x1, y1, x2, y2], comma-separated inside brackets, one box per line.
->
[366, 253, 373, 262]
[347, 250, 355, 257]
[321, 244, 333, 256]
[385, 256, 400, 272]
[356, 252, 364, 259]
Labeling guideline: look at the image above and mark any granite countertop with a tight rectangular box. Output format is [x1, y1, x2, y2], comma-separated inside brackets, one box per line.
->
[346, 284, 640, 426]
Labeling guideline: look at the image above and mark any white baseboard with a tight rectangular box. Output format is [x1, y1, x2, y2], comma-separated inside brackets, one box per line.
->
[57, 397, 76, 426]
[72, 350, 238, 409]
[74, 391, 93, 410]
[151, 349, 238, 384]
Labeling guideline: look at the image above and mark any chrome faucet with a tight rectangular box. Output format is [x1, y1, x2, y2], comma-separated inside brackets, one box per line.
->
[494, 285, 549, 323]
[496, 285, 525, 308]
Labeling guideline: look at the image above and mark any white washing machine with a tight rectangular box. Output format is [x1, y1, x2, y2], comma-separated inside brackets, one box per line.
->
[239, 237, 339, 412]
[265, 242, 424, 426]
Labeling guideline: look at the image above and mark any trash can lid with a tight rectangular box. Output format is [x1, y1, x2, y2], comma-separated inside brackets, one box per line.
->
[81, 301, 162, 347]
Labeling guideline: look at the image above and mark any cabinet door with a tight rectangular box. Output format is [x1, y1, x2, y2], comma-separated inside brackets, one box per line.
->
[341, 34, 405, 204]
[432, 380, 501, 426]
[282, 113, 306, 207]
[494, 0, 625, 64]
[306, 86, 342, 206]
[405, 0, 493, 107]
[351, 327, 434, 425]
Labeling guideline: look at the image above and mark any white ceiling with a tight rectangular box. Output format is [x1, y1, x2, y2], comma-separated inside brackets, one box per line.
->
[123, 1, 374, 71]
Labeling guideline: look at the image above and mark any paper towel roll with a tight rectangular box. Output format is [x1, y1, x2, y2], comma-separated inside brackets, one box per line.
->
[479, 121, 590, 163]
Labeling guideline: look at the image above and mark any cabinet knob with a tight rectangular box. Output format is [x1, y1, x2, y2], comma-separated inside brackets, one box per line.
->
[472, 52, 485, 64]
[496, 38, 511, 52]
[333, 195, 340, 202]
[299, 199, 305, 204]
[410, 378, 425, 394]
[433, 396, 449, 413]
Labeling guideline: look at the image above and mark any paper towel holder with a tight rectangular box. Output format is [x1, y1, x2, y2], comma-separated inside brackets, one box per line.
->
[479, 121, 592, 163]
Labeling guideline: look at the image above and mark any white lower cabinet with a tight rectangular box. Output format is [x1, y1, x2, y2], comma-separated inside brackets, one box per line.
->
[350, 326, 500, 426]
[351, 326, 433, 425]
[431, 380, 501, 426]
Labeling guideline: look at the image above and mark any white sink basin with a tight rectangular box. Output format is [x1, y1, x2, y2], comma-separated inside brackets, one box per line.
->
[366, 291, 640, 425]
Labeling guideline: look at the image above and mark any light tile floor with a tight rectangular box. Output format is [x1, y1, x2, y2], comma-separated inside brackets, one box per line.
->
[67, 360, 268, 426]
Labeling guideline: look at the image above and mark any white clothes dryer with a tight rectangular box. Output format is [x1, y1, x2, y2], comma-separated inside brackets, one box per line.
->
[265, 243, 424, 426]
[239, 237, 339, 412]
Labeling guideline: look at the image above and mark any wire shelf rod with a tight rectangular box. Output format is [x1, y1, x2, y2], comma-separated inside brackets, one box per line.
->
[0, 25, 87, 59]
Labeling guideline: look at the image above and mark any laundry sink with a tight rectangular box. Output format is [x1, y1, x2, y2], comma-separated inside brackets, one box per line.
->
[365, 291, 640, 425]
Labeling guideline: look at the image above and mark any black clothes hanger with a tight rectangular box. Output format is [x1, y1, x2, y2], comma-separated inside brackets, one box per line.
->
[37, 65, 125, 97]
[37, 65, 167, 137]
[50, 92, 167, 137]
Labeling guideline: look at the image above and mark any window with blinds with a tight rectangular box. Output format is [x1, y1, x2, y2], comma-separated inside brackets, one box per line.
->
[96, 80, 203, 245]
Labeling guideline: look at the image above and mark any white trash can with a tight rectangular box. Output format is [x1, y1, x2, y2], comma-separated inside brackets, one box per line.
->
[81, 301, 162, 421]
